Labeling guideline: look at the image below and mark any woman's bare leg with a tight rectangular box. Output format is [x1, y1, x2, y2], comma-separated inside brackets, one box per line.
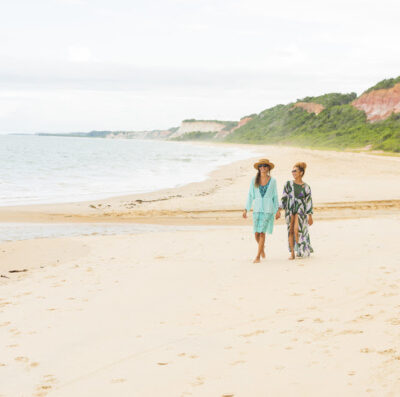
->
[294, 214, 299, 244]
[254, 232, 265, 258]
[254, 233, 266, 263]
[288, 216, 295, 260]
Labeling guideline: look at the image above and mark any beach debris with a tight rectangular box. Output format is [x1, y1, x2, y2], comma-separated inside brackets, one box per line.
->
[9, 269, 28, 273]
[157, 362, 168, 365]
[89, 204, 97, 209]
[1, 274, 10, 279]
[134, 194, 182, 205]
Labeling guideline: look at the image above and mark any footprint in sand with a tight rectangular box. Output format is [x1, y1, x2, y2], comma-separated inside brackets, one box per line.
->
[353, 314, 374, 322]
[15, 356, 29, 363]
[230, 360, 246, 366]
[240, 330, 266, 337]
[111, 378, 126, 384]
[378, 348, 396, 355]
[360, 348, 374, 353]
[34, 374, 58, 396]
[336, 329, 363, 335]
[191, 376, 205, 386]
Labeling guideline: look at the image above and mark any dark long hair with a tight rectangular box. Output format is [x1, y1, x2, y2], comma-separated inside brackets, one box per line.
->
[255, 165, 270, 187]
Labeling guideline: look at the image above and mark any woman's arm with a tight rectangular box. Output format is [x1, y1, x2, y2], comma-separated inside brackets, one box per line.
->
[280, 181, 289, 210]
[276, 181, 288, 219]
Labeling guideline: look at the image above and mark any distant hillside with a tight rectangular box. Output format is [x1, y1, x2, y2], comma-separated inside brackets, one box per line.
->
[37, 128, 177, 140]
[226, 79, 400, 152]
[169, 119, 238, 140]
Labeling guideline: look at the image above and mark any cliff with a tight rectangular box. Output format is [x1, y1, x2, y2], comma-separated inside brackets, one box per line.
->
[215, 116, 253, 139]
[226, 87, 400, 152]
[292, 102, 325, 115]
[351, 83, 400, 122]
[169, 120, 237, 139]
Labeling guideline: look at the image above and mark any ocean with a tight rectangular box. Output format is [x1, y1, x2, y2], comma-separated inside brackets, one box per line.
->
[0, 134, 256, 206]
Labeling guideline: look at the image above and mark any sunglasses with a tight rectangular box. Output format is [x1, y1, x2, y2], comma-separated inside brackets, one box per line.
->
[258, 164, 269, 168]
[291, 170, 298, 173]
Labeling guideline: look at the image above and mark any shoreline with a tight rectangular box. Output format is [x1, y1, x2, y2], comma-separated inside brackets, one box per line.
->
[1, 143, 400, 225]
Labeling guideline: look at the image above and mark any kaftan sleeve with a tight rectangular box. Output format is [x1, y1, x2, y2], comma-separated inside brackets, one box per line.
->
[279, 181, 289, 210]
[272, 179, 279, 214]
[245, 179, 255, 211]
[305, 185, 313, 214]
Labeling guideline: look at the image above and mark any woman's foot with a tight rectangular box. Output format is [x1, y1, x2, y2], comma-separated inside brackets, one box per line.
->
[253, 257, 261, 263]
[261, 250, 266, 258]
[289, 251, 295, 260]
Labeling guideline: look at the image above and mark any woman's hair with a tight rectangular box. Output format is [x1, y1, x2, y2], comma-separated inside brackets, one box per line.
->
[255, 165, 271, 187]
[295, 162, 307, 176]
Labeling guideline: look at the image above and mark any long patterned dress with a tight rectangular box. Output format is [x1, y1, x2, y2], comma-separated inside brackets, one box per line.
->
[280, 181, 313, 257]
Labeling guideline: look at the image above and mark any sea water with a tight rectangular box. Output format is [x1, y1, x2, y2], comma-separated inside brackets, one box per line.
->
[0, 134, 256, 206]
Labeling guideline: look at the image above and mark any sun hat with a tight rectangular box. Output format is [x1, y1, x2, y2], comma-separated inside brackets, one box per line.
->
[253, 158, 275, 170]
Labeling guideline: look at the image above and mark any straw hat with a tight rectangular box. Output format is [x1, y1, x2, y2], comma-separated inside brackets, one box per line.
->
[253, 158, 275, 170]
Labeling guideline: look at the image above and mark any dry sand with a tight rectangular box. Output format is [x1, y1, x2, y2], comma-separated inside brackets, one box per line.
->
[1, 144, 400, 396]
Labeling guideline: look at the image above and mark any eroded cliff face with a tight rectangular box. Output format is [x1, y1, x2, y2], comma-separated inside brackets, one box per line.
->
[352, 83, 400, 122]
[169, 121, 226, 138]
[216, 116, 252, 138]
[292, 102, 325, 115]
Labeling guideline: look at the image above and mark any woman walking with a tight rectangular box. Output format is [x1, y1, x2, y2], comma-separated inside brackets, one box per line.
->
[243, 158, 279, 263]
[276, 162, 313, 259]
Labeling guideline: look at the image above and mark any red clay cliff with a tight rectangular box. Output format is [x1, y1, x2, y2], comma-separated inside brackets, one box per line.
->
[352, 83, 400, 122]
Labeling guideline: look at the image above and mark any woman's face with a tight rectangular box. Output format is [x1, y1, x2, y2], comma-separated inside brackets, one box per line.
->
[292, 166, 302, 178]
[258, 164, 270, 175]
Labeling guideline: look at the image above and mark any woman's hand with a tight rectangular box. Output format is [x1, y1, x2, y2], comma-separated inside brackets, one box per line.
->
[275, 210, 281, 220]
[308, 214, 313, 226]
[242, 210, 247, 219]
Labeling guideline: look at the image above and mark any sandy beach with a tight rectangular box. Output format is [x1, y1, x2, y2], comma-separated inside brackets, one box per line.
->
[1, 144, 400, 396]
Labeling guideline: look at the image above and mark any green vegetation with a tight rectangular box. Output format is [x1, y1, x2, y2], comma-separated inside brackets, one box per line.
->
[299, 92, 357, 107]
[37, 130, 112, 138]
[364, 76, 400, 94]
[226, 93, 400, 152]
[182, 119, 237, 130]
[170, 131, 218, 141]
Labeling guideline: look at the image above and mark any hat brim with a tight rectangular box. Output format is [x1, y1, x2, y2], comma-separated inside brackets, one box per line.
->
[254, 161, 275, 170]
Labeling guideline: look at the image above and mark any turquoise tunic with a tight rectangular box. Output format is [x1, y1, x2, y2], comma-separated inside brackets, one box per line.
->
[245, 177, 279, 234]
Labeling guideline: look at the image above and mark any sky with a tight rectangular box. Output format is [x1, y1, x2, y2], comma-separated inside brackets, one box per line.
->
[0, 0, 399, 133]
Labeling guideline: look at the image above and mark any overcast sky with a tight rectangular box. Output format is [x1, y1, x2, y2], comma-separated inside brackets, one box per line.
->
[1, 0, 399, 133]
